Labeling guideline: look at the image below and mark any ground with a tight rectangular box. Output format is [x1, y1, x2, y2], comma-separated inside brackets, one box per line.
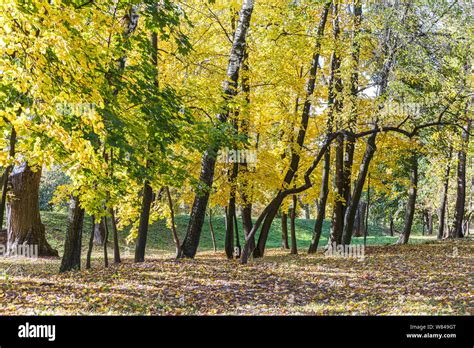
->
[0, 233, 472, 315]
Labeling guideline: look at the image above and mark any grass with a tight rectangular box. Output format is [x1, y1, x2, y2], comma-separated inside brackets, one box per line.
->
[40, 210, 436, 256]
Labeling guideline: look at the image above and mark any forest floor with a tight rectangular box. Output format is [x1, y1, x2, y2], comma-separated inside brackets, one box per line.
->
[0, 236, 472, 315]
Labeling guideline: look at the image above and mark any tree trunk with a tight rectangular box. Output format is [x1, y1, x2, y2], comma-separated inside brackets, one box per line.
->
[86, 215, 94, 269]
[179, 0, 255, 258]
[281, 212, 289, 249]
[331, 132, 345, 245]
[165, 186, 181, 258]
[353, 201, 367, 237]
[0, 126, 16, 230]
[389, 211, 394, 236]
[224, 205, 234, 260]
[254, 1, 331, 258]
[397, 154, 418, 244]
[225, 160, 239, 259]
[308, 151, 330, 253]
[342, 133, 377, 245]
[93, 217, 105, 245]
[452, 119, 471, 238]
[135, 181, 153, 262]
[208, 208, 217, 252]
[6, 163, 57, 257]
[438, 148, 452, 239]
[103, 216, 109, 268]
[342, 0, 362, 225]
[329, 2, 345, 247]
[427, 211, 433, 235]
[290, 195, 298, 255]
[234, 213, 241, 258]
[241, 204, 254, 251]
[60, 195, 84, 272]
[109, 207, 121, 263]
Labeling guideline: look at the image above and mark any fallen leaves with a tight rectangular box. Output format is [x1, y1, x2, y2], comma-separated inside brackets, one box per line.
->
[0, 238, 472, 315]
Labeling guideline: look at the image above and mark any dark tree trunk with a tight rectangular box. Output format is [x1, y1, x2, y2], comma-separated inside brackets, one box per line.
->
[135, 181, 153, 262]
[427, 211, 433, 235]
[452, 120, 471, 238]
[328, 2, 344, 247]
[225, 159, 239, 259]
[331, 133, 345, 245]
[281, 212, 289, 249]
[353, 201, 367, 237]
[0, 126, 16, 230]
[109, 207, 121, 263]
[290, 195, 298, 255]
[239, 48, 255, 254]
[165, 186, 181, 258]
[179, 0, 255, 258]
[389, 211, 394, 236]
[254, 2, 331, 258]
[342, 133, 377, 245]
[342, 0, 362, 222]
[103, 216, 109, 267]
[208, 208, 217, 252]
[6, 163, 57, 257]
[438, 148, 452, 239]
[233, 213, 241, 258]
[397, 154, 418, 245]
[224, 205, 234, 260]
[86, 215, 94, 269]
[308, 151, 330, 253]
[60, 195, 84, 273]
[93, 217, 105, 245]
[241, 204, 254, 251]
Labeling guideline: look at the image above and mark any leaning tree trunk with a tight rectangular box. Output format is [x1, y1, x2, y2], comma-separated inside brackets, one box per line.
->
[60, 195, 84, 272]
[452, 119, 471, 238]
[341, 133, 377, 245]
[254, 1, 331, 258]
[179, 0, 255, 258]
[6, 163, 57, 257]
[397, 154, 418, 245]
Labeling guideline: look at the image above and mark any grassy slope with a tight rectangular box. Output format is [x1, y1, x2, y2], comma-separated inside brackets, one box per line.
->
[41, 211, 436, 255]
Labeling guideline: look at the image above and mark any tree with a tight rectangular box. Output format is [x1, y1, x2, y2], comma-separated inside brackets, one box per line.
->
[451, 119, 471, 238]
[179, 0, 255, 258]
